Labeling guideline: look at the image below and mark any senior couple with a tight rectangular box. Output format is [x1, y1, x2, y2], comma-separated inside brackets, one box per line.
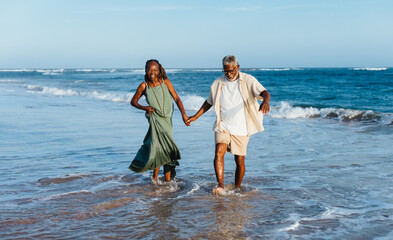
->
[130, 55, 270, 195]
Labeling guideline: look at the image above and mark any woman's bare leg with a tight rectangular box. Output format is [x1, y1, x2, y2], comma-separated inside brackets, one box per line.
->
[152, 168, 159, 182]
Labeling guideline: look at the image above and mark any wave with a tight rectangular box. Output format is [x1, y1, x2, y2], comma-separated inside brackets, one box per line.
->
[181, 94, 206, 111]
[25, 84, 133, 103]
[0, 68, 119, 75]
[0, 79, 18, 82]
[0, 69, 36, 72]
[192, 69, 222, 72]
[271, 102, 393, 125]
[258, 68, 304, 71]
[189, 68, 302, 72]
[24, 83, 206, 110]
[166, 69, 184, 73]
[43, 190, 93, 201]
[0, 68, 65, 75]
[23, 84, 392, 125]
[353, 67, 388, 71]
[259, 68, 291, 71]
[36, 69, 64, 75]
[74, 68, 117, 73]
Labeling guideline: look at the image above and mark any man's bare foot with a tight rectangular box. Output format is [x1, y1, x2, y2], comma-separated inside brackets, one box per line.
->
[212, 187, 225, 196]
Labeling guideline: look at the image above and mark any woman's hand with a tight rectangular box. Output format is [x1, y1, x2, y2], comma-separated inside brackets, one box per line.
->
[145, 106, 155, 114]
[182, 113, 190, 126]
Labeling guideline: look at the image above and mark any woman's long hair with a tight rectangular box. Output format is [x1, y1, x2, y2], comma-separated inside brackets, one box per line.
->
[144, 59, 168, 82]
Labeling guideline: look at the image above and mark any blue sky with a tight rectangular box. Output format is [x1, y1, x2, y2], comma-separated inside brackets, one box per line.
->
[1, 0, 392, 68]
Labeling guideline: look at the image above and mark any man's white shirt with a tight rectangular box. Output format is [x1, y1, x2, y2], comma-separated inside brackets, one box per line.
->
[220, 78, 248, 136]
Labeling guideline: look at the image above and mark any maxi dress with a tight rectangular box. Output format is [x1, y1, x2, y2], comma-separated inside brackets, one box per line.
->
[129, 80, 180, 175]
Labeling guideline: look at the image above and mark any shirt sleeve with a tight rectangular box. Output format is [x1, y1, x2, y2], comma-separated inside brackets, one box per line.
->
[249, 76, 266, 101]
[207, 88, 213, 105]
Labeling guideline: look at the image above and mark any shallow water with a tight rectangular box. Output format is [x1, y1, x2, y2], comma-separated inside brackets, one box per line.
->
[1, 68, 393, 239]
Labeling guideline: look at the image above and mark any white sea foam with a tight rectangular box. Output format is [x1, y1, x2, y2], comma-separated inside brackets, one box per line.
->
[259, 68, 292, 71]
[38, 86, 78, 96]
[353, 67, 388, 71]
[0, 69, 35, 72]
[0, 79, 18, 82]
[25, 84, 134, 103]
[278, 214, 301, 232]
[192, 69, 222, 72]
[131, 70, 145, 74]
[181, 94, 206, 111]
[36, 69, 64, 75]
[270, 101, 391, 125]
[165, 69, 183, 73]
[43, 190, 92, 201]
[381, 113, 393, 125]
[0, 68, 66, 75]
[75, 69, 114, 72]
[187, 183, 201, 195]
[270, 102, 320, 119]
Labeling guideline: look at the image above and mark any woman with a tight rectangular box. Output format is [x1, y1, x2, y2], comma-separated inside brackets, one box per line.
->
[129, 59, 189, 182]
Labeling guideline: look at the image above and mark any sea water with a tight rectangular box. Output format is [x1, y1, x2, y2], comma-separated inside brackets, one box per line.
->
[1, 68, 393, 239]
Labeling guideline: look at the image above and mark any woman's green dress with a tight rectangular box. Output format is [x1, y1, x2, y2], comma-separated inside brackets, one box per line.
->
[129, 80, 180, 176]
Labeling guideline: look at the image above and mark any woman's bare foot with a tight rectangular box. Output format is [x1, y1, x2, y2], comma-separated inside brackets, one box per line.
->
[151, 178, 158, 185]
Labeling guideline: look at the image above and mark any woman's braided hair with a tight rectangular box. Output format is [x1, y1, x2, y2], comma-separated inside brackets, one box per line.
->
[144, 59, 168, 83]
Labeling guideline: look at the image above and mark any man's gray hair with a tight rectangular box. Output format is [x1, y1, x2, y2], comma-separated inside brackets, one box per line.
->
[222, 55, 238, 66]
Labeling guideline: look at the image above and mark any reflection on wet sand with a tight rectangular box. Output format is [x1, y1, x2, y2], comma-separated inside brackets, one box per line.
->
[206, 196, 253, 239]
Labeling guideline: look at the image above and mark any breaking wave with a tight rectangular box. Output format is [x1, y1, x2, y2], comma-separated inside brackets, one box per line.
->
[259, 68, 291, 71]
[24, 84, 204, 110]
[0, 68, 123, 75]
[192, 69, 222, 72]
[271, 102, 393, 125]
[182, 94, 206, 111]
[21, 82, 393, 125]
[25, 85, 133, 103]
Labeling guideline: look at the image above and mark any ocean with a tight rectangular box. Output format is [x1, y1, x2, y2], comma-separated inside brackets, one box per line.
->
[1, 67, 392, 239]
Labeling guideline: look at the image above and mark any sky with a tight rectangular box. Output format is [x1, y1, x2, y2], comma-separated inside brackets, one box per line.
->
[1, 0, 392, 68]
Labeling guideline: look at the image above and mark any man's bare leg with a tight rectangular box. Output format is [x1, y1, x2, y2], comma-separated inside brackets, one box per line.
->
[234, 155, 245, 188]
[213, 143, 227, 193]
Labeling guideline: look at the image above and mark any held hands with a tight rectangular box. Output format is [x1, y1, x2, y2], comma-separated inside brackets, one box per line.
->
[182, 113, 191, 126]
[259, 101, 270, 114]
[186, 115, 198, 125]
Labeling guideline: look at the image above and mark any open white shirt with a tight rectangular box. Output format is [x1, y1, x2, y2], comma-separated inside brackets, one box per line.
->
[220, 78, 248, 136]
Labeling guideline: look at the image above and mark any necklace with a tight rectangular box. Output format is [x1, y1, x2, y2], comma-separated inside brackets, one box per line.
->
[147, 79, 165, 112]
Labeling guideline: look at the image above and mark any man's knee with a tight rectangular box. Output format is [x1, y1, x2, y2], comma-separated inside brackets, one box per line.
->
[215, 143, 227, 158]
[235, 155, 245, 165]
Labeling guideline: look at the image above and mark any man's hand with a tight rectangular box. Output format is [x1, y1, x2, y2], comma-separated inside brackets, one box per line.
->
[259, 102, 270, 114]
[186, 115, 198, 125]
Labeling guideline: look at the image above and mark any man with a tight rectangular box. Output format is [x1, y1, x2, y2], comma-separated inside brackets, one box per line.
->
[187, 55, 270, 194]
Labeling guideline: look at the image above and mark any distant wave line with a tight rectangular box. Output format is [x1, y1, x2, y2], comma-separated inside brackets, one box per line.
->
[352, 67, 388, 71]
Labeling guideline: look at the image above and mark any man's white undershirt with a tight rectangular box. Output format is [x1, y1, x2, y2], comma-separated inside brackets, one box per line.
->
[220, 78, 248, 136]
